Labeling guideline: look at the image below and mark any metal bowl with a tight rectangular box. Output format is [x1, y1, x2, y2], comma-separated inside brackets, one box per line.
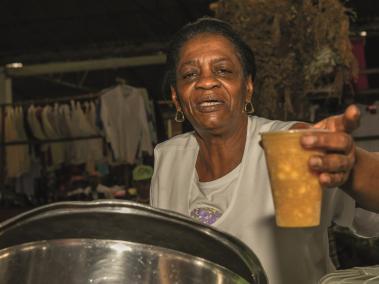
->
[0, 201, 267, 283]
[0, 239, 250, 284]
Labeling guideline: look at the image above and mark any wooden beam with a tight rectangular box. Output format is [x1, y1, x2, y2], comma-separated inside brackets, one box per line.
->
[5, 54, 166, 77]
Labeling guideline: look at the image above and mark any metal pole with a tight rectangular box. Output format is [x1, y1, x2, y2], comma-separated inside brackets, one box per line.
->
[0, 68, 12, 103]
[0, 68, 12, 198]
[5, 54, 166, 77]
[0, 105, 6, 199]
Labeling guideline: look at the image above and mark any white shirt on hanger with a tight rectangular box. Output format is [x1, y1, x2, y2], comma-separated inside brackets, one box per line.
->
[100, 85, 153, 164]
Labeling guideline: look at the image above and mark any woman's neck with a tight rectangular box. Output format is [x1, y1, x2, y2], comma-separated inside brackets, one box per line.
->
[195, 117, 248, 182]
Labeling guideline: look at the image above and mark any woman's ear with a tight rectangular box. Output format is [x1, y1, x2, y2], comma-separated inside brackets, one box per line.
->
[246, 75, 254, 102]
[171, 86, 181, 110]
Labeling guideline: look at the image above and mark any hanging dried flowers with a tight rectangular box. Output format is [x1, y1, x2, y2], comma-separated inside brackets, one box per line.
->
[211, 0, 358, 121]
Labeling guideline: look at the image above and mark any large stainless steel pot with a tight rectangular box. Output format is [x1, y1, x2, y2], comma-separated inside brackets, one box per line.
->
[0, 201, 267, 283]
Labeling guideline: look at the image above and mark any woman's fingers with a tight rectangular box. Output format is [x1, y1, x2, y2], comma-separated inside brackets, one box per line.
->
[301, 105, 360, 188]
[343, 104, 361, 132]
[308, 150, 356, 188]
[318, 172, 349, 188]
[301, 131, 354, 154]
[309, 153, 355, 173]
[302, 131, 356, 188]
[313, 104, 360, 133]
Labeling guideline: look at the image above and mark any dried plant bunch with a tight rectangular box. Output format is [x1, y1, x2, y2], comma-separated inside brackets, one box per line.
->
[212, 0, 357, 121]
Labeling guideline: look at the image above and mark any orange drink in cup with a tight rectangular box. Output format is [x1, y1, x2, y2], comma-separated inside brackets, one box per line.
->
[260, 129, 326, 227]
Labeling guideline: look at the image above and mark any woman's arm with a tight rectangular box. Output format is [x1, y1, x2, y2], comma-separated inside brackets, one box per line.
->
[342, 148, 379, 212]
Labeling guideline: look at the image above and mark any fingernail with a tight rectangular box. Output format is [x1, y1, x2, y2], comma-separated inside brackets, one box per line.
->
[301, 135, 317, 146]
[320, 174, 331, 184]
[310, 157, 322, 168]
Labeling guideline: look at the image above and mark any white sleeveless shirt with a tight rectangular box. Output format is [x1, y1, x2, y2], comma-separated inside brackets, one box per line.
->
[150, 116, 358, 284]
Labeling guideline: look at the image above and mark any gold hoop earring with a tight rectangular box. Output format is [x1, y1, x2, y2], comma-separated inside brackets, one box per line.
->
[244, 102, 254, 114]
[175, 109, 185, 122]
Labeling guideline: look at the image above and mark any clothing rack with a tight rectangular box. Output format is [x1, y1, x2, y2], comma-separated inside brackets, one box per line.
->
[0, 92, 100, 107]
[0, 54, 166, 107]
[3, 135, 102, 146]
[0, 93, 104, 194]
[0, 54, 165, 199]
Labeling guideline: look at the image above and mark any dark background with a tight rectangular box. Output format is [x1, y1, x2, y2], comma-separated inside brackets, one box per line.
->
[1, 0, 379, 102]
[0, 0, 213, 101]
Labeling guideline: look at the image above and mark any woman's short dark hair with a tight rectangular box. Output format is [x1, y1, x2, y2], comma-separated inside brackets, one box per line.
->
[163, 17, 256, 94]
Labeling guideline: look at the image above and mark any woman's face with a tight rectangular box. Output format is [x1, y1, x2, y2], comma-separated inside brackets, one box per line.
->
[171, 33, 253, 135]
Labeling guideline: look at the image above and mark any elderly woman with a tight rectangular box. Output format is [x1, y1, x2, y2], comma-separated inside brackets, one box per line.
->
[150, 17, 379, 283]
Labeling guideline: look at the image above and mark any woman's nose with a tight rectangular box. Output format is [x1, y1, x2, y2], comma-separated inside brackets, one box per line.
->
[195, 73, 221, 90]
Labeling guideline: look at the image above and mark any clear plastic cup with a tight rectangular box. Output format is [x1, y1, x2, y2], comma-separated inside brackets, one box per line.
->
[260, 129, 326, 227]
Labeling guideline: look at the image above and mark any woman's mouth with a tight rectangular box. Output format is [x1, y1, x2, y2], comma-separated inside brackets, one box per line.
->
[197, 100, 225, 112]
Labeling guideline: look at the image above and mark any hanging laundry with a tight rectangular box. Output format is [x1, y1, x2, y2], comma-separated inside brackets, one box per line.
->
[41, 105, 65, 168]
[100, 85, 153, 164]
[27, 105, 46, 140]
[137, 88, 158, 144]
[5, 106, 30, 178]
[0, 86, 156, 205]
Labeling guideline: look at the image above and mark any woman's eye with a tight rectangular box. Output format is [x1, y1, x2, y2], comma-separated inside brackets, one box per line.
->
[216, 68, 232, 75]
[183, 72, 198, 80]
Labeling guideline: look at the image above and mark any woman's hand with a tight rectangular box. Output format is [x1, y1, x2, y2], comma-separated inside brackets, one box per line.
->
[300, 105, 360, 188]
